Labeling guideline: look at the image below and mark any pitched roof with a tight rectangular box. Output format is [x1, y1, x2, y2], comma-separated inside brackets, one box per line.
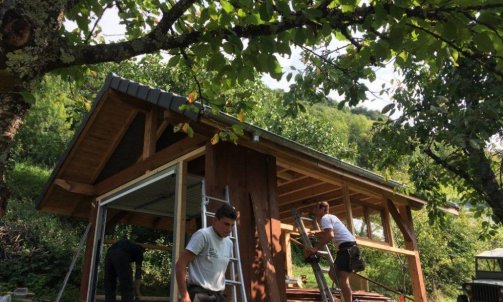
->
[36, 73, 439, 227]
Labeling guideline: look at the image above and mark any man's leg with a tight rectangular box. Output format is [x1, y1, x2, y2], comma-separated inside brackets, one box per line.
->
[336, 269, 352, 302]
[332, 248, 354, 302]
[104, 254, 117, 302]
[111, 251, 134, 302]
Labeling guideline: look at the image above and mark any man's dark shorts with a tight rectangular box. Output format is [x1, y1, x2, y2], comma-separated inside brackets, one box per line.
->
[188, 285, 226, 302]
[335, 241, 357, 273]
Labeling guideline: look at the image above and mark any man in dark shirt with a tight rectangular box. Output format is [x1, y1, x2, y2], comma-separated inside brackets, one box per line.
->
[104, 239, 145, 302]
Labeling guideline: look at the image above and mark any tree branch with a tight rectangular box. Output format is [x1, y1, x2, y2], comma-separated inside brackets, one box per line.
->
[150, 0, 197, 38]
[46, 2, 503, 75]
[406, 22, 503, 77]
[84, 3, 113, 44]
[423, 147, 478, 191]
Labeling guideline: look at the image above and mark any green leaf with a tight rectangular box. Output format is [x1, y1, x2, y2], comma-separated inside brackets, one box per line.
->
[223, 42, 234, 54]
[259, 0, 273, 22]
[388, 24, 406, 50]
[228, 34, 244, 52]
[374, 40, 389, 60]
[19, 92, 36, 104]
[231, 124, 244, 135]
[268, 56, 283, 80]
[207, 52, 226, 71]
[381, 103, 395, 114]
[294, 29, 307, 45]
[221, 0, 234, 13]
[167, 55, 180, 67]
[473, 32, 494, 52]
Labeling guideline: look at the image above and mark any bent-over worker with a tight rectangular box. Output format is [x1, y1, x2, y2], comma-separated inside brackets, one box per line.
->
[104, 239, 145, 302]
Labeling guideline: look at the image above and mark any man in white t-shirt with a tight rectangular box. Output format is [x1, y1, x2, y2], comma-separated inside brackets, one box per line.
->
[175, 203, 237, 302]
[305, 201, 360, 302]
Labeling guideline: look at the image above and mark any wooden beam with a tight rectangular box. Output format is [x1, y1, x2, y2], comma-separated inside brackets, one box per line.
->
[283, 232, 293, 277]
[278, 183, 339, 204]
[277, 177, 325, 196]
[364, 207, 372, 240]
[54, 179, 95, 196]
[172, 161, 187, 302]
[343, 184, 355, 235]
[399, 206, 427, 302]
[79, 201, 98, 302]
[95, 136, 206, 195]
[278, 189, 342, 216]
[386, 199, 414, 244]
[143, 108, 159, 161]
[250, 194, 283, 302]
[350, 196, 384, 211]
[382, 201, 395, 247]
[90, 107, 139, 184]
[156, 120, 170, 140]
[277, 155, 425, 209]
[356, 237, 415, 256]
[104, 239, 171, 251]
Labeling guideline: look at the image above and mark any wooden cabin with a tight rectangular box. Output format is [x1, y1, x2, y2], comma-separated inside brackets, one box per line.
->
[37, 73, 431, 302]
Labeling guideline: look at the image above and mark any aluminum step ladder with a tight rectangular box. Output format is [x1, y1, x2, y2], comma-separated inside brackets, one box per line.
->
[201, 181, 247, 302]
[292, 208, 345, 302]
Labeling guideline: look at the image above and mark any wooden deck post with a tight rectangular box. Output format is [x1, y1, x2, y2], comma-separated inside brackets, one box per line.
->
[400, 205, 427, 302]
[282, 232, 293, 278]
[388, 199, 427, 302]
[171, 160, 187, 301]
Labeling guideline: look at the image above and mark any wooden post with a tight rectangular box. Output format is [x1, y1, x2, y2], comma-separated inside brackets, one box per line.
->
[171, 160, 187, 301]
[143, 108, 158, 161]
[382, 201, 395, 246]
[342, 183, 355, 234]
[79, 201, 98, 302]
[283, 232, 293, 278]
[399, 205, 427, 302]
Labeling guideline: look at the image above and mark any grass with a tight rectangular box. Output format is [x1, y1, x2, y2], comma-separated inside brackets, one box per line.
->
[292, 263, 335, 289]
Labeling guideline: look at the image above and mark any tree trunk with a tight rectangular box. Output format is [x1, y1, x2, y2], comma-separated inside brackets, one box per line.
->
[0, 92, 30, 216]
[467, 146, 503, 223]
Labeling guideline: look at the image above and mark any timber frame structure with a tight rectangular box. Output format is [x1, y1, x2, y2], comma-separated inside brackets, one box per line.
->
[37, 73, 432, 302]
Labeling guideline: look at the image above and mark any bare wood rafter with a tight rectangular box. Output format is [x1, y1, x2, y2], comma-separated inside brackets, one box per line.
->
[54, 178, 95, 195]
[278, 182, 339, 204]
[277, 176, 325, 196]
[279, 189, 342, 215]
[89, 108, 139, 184]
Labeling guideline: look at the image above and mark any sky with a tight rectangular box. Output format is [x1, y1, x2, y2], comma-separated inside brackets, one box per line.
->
[77, 7, 395, 113]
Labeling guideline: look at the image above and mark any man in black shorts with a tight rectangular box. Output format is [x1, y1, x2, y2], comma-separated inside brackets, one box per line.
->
[104, 239, 145, 302]
[305, 202, 362, 302]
